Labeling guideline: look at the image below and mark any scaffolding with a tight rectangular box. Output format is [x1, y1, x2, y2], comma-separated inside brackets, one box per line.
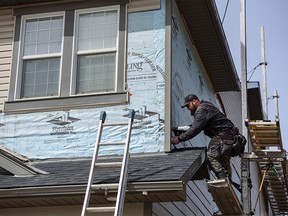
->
[244, 120, 288, 215]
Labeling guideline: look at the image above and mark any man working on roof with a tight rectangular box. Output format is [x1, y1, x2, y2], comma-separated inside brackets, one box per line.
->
[171, 94, 246, 179]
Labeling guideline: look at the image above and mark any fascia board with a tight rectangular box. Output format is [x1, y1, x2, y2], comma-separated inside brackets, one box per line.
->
[0, 181, 185, 198]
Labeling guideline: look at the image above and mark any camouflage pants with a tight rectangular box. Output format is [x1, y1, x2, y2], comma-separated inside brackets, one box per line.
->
[206, 135, 232, 178]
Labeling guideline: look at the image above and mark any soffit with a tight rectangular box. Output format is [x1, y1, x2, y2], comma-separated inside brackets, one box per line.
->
[176, 0, 241, 92]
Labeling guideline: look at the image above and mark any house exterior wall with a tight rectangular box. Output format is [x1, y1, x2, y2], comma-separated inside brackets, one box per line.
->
[0, 1, 269, 216]
[0, 0, 166, 159]
[151, 1, 224, 215]
[155, 1, 267, 216]
[170, 0, 216, 150]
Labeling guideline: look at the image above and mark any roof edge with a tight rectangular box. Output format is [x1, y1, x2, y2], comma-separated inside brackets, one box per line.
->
[205, 0, 241, 91]
[0, 181, 185, 198]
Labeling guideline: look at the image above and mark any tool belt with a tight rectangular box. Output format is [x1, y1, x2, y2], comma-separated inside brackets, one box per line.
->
[219, 127, 246, 157]
[219, 127, 238, 140]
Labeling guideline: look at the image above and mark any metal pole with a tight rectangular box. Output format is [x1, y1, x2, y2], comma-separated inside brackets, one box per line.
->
[240, 0, 248, 140]
[261, 26, 268, 120]
[240, 0, 251, 214]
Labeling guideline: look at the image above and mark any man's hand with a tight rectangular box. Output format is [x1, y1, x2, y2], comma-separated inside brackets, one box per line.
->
[171, 136, 180, 145]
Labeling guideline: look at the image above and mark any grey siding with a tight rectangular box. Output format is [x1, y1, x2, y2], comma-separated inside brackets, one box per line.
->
[218, 91, 242, 177]
[0, 8, 13, 111]
[152, 181, 215, 216]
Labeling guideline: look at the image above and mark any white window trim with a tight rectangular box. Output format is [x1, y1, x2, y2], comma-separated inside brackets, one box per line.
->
[71, 5, 120, 96]
[15, 11, 65, 100]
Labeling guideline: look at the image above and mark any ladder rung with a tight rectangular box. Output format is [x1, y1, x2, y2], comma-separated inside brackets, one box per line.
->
[95, 162, 122, 168]
[86, 206, 115, 213]
[103, 122, 128, 127]
[248, 121, 277, 126]
[254, 149, 282, 152]
[99, 142, 126, 146]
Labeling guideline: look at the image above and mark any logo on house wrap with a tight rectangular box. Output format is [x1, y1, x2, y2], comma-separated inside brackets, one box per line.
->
[47, 111, 80, 136]
[127, 52, 165, 82]
[0, 123, 4, 128]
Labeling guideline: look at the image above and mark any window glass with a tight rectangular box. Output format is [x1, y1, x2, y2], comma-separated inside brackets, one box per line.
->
[24, 16, 63, 56]
[77, 53, 115, 94]
[21, 58, 60, 98]
[77, 10, 117, 51]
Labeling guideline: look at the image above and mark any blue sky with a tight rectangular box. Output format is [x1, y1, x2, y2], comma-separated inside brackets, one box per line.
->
[215, 0, 288, 149]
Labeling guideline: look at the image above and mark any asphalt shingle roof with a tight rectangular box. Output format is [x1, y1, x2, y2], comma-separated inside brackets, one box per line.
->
[0, 148, 206, 189]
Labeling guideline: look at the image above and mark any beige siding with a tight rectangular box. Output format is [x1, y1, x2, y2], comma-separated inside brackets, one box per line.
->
[128, 0, 160, 12]
[0, 8, 13, 111]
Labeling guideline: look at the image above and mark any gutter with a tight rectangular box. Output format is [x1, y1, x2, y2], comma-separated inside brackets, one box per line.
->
[0, 181, 185, 198]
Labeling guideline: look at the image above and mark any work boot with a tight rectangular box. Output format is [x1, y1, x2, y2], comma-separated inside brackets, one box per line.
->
[217, 172, 227, 179]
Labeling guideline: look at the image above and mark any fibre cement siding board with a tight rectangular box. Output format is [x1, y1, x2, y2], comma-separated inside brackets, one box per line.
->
[152, 181, 215, 216]
[218, 92, 242, 179]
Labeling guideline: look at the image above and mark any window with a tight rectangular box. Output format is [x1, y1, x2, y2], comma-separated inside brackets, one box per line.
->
[5, 3, 128, 113]
[21, 15, 63, 98]
[74, 9, 118, 95]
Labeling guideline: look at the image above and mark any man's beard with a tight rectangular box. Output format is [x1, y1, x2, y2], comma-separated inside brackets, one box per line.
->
[190, 107, 196, 116]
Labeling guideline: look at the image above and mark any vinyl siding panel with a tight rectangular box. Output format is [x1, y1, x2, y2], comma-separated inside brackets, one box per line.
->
[0, 8, 13, 111]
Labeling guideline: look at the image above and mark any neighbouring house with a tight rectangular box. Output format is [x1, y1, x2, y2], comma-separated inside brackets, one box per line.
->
[0, 0, 271, 215]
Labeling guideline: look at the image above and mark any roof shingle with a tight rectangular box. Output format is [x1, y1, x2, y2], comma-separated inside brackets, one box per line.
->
[0, 148, 206, 189]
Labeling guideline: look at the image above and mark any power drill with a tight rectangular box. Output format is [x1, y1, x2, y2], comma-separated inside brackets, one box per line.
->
[171, 125, 190, 136]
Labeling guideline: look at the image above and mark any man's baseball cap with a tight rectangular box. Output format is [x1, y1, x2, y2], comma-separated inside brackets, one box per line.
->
[181, 94, 199, 108]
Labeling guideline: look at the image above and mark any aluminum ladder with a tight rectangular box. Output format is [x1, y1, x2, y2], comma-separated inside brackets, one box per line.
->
[81, 109, 135, 216]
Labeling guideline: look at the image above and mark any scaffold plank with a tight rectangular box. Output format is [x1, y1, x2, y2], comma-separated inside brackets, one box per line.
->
[207, 178, 243, 215]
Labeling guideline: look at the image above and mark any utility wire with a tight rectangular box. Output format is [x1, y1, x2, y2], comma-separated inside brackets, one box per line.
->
[221, 0, 230, 24]
[247, 62, 268, 81]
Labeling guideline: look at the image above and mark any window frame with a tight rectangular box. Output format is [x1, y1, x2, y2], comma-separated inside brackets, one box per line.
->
[5, 2, 128, 113]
